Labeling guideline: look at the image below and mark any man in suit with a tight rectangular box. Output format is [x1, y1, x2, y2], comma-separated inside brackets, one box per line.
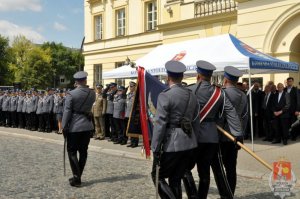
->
[284, 77, 298, 140]
[92, 84, 106, 140]
[62, 71, 96, 187]
[151, 61, 199, 199]
[262, 85, 274, 141]
[189, 61, 242, 199]
[272, 83, 290, 145]
[251, 82, 264, 137]
[211, 66, 248, 199]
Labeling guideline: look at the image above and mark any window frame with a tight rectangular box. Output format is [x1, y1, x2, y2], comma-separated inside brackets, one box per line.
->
[94, 14, 103, 41]
[116, 8, 126, 37]
[146, 1, 157, 31]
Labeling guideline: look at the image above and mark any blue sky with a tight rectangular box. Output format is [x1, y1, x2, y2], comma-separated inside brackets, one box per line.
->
[0, 0, 84, 48]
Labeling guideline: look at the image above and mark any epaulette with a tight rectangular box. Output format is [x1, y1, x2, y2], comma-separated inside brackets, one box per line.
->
[162, 88, 171, 92]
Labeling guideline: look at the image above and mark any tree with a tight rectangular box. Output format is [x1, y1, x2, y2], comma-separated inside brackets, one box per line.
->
[19, 46, 54, 89]
[0, 35, 13, 85]
[41, 42, 83, 88]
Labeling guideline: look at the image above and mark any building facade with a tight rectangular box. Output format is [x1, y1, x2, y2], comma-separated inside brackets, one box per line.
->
[84, 0, 300, 88]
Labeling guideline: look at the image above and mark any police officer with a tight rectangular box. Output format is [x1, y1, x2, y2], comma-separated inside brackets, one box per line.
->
[36, 91, 45, 132]
[2, 91, 11, 127]
[151, 61, 199, 199]
[113, 86, 126, 144]
[92, 84, 106, 140]
[62, 71, 96, 187]
[54, 89, 65, 134]
[125, 81, 139, 148]
[0, 90, 4, 126]
[106, 83, 118, 141]
[31, 88, 39, 131]
[26, 91, 36, 130]
[9, 90, 18, 128]
[22, 92, 28, 129]
[43, 88, 54, 132]
[211, 66, 248, 199]
[17, 90, 26, 128]
[189, 61, 242, 199]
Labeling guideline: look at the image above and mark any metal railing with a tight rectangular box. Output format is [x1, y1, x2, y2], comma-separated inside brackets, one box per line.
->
[195, 0, 237, 17]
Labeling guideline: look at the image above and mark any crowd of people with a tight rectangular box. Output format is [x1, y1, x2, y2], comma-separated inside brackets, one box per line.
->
[0, 81, 139, 148]
[237, 77, 300, 145]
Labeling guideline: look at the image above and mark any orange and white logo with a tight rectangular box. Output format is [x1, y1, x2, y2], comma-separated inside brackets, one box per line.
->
[269, 159, 296, 199]
[171, 51, 186, 61]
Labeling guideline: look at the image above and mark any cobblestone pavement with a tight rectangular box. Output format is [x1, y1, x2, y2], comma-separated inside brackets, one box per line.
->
[0, 133, 298, 199]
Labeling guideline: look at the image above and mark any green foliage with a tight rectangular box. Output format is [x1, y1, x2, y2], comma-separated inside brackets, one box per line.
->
[0, 35, 13, 85]
[3, 36, 84, 89]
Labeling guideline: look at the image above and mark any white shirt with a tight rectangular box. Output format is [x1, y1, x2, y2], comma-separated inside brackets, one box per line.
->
[287, 87, 292, 93]
[278, 91, 283, 103]
[266, 92, 271, 106]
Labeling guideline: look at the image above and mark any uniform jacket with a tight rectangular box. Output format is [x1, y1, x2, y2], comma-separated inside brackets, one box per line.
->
[220, 86, 248, 141]
[36, 96, 44, 115]
[26, 97, 36, 113]
[106, 90, 116, 114]
[190, 80, 242, 143]
[151, 84, 199, 153]
[32, 95, 38, 112]
[2, 96, 10, 111]
[62, 85, 96, 133]
[125, 92, 135, 118]
[22, 97, 27, 113]
[17, 96, 24, 112]
[113, 94, 126, 119]
[56, 96, 65, 114]
[92, 93, 106, 117]
[271, 91, 290, 119]
[0, 95, 4, 110]
[9, 96, 18, 112]
[42, 94, 54, 113]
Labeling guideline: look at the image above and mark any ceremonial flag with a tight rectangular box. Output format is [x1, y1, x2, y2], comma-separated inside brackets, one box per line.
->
[137, 67, 167, 158]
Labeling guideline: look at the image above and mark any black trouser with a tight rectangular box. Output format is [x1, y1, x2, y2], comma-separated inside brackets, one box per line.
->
[195, 143, 219, 199]
[289, 115, 299, 139]
[37, 114, 45, 131]
[17, 112, 25, 128]
[211, 142, 238, 198]
[10, 111, 17, 127]
[43, 113, 51, 132]
[113, 118, 126, 142]
[3, 111, 11, 126]
[25, 113, 31, 129]
[52, 113, 58, 131]
[273, 117, 290, 141]
[151, 150, 194, 199]
[253, 115, 264, 137]
[263, 115, 273, 140]
[67, 131, 91, 178]
[30, 112, 37, 130]
[107, 114, 115, 139]
[0, 110, 5, 125]
[104, 114, 111, 137]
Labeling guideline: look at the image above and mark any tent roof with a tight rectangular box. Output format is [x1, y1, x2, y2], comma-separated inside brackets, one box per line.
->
[103, 34, 299, 79]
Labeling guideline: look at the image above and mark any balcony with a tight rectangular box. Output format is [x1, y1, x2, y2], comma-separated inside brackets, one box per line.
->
[195, 0, 237, 17]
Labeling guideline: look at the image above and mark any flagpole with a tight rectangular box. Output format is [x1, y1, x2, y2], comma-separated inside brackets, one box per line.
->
[216, 125, 272, 171]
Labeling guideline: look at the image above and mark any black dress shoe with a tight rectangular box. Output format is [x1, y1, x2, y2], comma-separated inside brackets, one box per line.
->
[69, 176, 81, 187]
[113, 140, 121, 144]
[262, 138, 269, 141]
[131, 143, 138, 148]
[272, 140, 281, 144]
[127, 144, 133, 147]
[283, 140, 288, 145]
[120, 140, 127, 145]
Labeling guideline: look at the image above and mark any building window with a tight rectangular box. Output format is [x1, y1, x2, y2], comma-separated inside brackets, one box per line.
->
[94, 64, 102, 87]
[60, 78, 65, 83]
[146, 1, 157, 31]
[94, 15, 103, 40]
[115, 62, 125, 86]
[116, 8, 126, 36]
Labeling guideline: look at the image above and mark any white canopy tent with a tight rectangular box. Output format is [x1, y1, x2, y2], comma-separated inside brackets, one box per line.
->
[103, 34, 298, 79]
[103, 34, 299, 151]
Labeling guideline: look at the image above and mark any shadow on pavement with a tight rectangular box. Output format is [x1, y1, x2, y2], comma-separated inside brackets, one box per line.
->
[84, 173, 147, 186]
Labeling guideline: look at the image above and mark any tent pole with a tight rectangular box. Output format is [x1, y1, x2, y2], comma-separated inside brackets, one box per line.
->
[248, 69, 254, 152]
